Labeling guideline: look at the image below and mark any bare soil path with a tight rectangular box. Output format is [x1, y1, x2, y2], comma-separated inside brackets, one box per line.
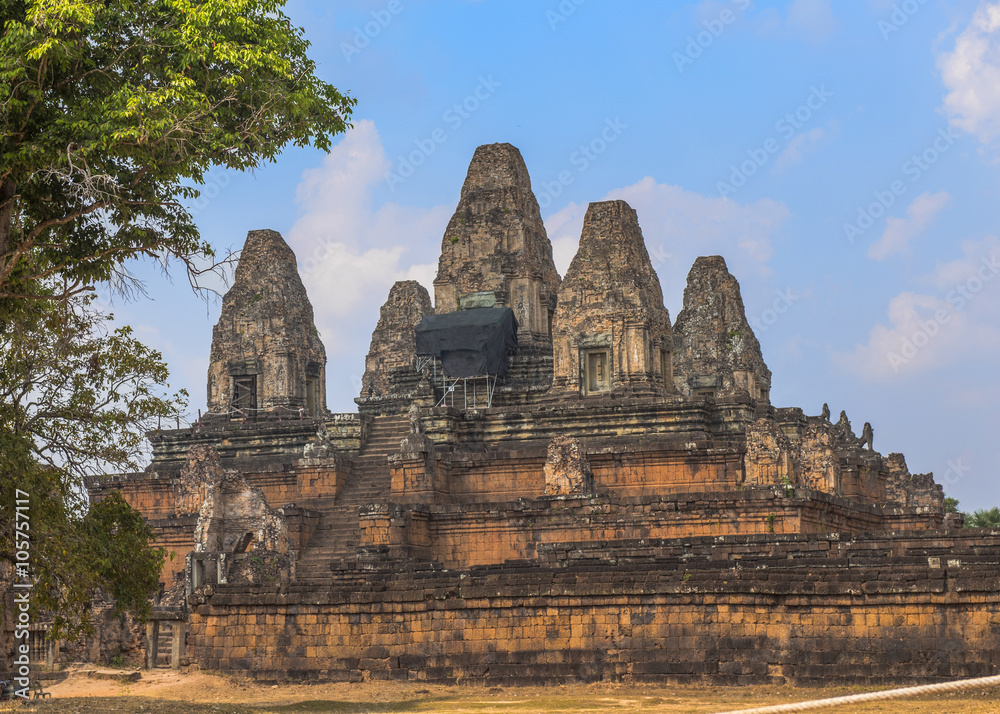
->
[2, 665, 998, 713]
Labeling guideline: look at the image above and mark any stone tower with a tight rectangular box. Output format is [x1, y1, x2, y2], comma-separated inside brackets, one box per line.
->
[672, 256, 771, 403]
[356, 280, 434, 415]
[550, 200, 673, 397]
[206, 229, 327, 417]
[433, 143, 561, 347]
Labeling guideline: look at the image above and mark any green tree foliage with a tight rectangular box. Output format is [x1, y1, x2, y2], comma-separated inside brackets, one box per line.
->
[1, 289, 187, 478]
[965, 507, 1000, 528]
[1, 467, 165, 639]
[0, 0, 356, 300]
[944, 497, 959, 513]
[0, 290, 182, 637]
[1, 0, 355, 639]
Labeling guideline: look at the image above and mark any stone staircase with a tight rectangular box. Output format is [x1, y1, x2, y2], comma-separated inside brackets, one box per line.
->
[294, 415, 410, 583]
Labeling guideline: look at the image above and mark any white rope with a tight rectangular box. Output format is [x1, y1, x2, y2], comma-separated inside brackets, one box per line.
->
[713, 673, 1000, 714]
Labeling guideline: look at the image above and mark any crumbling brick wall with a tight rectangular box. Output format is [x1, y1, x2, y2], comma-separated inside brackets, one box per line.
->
[190, 447, 291, 557]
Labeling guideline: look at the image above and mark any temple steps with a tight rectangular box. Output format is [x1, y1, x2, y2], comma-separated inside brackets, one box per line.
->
[294, 415, 409, 583]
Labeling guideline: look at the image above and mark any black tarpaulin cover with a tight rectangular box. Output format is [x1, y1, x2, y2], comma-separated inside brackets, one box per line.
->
[415, 308, 518, 378]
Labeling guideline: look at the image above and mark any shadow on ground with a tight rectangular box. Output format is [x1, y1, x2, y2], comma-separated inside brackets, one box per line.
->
[23, 697, 450, 714]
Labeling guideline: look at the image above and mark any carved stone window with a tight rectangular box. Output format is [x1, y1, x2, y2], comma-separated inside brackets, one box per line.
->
[306, 377, 318, 417]
[660, 349, 672, 388]
[231, 375, 257, 415]
[583, 349, 611, 395]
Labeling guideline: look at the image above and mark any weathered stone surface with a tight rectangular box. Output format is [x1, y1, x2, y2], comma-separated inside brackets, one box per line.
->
[356, 280, 433, 415]
[433, 143, 561, 346]
[227, 551, 293, 585]
[172, 445, 224, 515]
[207, 229, 326, 417]
[672, 256, 771, 402]
[885, 452, 944, 509]
[885, 452, 911, 505]
[543, 436, 595, 496]
[745, 418, 797, 487]
[186, 446, 291, 557]
[797, 419, 841, 493]
[550, 200, 672, 396]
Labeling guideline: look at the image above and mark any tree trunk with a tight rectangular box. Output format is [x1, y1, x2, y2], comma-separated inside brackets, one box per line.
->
[0, 178, 16, 264]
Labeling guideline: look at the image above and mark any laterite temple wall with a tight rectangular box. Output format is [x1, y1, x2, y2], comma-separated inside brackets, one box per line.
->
[186, 530, 1000, 685]
[358, 489, 913, 568]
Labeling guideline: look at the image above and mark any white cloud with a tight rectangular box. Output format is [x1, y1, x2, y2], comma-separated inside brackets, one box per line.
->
[867, 191, 952, 261]
[544, 177, 790, 310]
[938, 1, 1000, 145]
[923, 235, 1000, 294]
[836, 236, 1000, 379]
[287, 119, 452, 410]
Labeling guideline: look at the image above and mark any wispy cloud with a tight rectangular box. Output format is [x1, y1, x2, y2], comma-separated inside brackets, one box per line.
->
[938, 1, 1000, 145]
[867, 191, 951, 260]
[287, 120, 450, 409]
[787, 0, 839, 43]
[836, 236, 1000, 378]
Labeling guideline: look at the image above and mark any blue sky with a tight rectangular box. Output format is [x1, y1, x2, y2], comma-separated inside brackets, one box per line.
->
[108, 0, 1000, 511]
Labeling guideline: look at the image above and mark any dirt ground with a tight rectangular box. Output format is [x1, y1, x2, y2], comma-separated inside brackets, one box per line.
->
[1, 665, 998, 713]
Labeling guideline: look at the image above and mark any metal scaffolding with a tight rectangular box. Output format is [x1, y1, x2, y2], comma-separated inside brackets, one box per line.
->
[415, 356, 498, 409]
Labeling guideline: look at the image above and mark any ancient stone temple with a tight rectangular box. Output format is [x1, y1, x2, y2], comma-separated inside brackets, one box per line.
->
[432, 143, 562, 400]
[356, 280, 433, 415]
[84, 142, 1000, 687]
[673, 256, 771, 402]
[550, 200, 673, 398]
[433, 143, 560, 342]
[206, 229, 327, 418]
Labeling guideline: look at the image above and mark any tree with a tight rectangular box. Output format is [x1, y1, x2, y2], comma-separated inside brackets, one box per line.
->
[0, 289, 186, 479]
[1, 289, 183, 639]
[944, 497, 959, 513]
[0, 0, 356, 642]
[1, 467, 165, 640]
[965, 507, 1000, 528]
[1, 0, 356, 302]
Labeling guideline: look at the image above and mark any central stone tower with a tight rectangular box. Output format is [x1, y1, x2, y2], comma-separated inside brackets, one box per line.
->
[432, 143, 561, 398]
